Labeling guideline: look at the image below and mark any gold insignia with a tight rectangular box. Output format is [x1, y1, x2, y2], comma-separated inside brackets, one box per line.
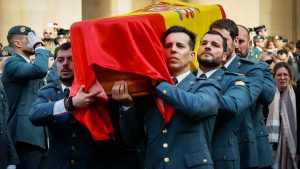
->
[235, 81, 246, 86]
[2, 51, 8, 56]
[20, 26, 26, 32]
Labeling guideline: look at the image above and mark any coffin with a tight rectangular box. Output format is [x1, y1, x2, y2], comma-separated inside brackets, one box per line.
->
[93, 66, 155, 97]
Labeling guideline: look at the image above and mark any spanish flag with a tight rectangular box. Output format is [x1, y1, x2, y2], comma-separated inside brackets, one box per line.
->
[70, 0, 225, 140]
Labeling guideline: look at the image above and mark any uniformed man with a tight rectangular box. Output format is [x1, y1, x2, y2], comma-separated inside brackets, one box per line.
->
[236, 25, 252, 59]
[30, 42, 138, 169]
[2, 25, 49, 169]
[0, 51, 19, 169]
[0, 49, 11, 75]
[210, 19, 265, 169]
[237, 25, 275, 169]
[196, 30, 251, 169]
[248, 35, 266, 62]
[253, 25, 268, 39]
[112, 26, 221, 169]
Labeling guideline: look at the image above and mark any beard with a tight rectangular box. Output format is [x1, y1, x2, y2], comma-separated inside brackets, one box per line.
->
[23, 49, 35, 55]
[197, 54, 222, 69]
[60, 76, 74, 84]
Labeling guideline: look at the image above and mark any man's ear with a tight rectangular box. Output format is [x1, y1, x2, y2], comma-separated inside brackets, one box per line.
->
[248, 40, 252, 48]
[13, 39, 21, 48]
[223, 51, 229, 62]
[190, 51, 195, 61]
[233, 37, 239, 49]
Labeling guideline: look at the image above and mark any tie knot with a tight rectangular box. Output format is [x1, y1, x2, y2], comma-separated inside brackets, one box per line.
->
[199, 74, 207, 78]
[172, 77, 178, 85]
[64, 88, 70, 98]
[221, 66, 227, 71]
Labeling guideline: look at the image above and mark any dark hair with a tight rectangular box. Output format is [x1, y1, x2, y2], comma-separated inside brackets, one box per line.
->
[162, 26, 196, 51]
[296, 40, 300, 50]
[7, 34, 15, 47]
[277, 49, 288, 56]
[54, 42, 71, 59]
[210, 19, 239, 40]
[201, 30, 227, 52]
[273, 62, 296, 86]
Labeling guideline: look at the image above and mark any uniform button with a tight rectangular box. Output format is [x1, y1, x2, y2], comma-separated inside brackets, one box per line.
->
[164, 157, 170, 163]
[0, 130, 3, 134]
[72, 133, 76, 138]
[71, 146, 76, 151]
[260, 131, 263, 135]
[0, 120, 3, 124]
[203, 159, 208, 164]
[137, 149, 141, 152]
[162, 128, 168, 133]
[162, 90, 167, 95]
[70, 160, 75, 165]
[44, 112, 47, 115]
[163, 143, 168, 148]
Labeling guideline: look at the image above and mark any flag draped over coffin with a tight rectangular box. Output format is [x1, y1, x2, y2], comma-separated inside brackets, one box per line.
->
[70, 0, 226, 140]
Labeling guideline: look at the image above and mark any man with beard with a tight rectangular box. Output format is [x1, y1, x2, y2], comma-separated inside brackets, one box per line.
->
[236, 25, 275, 169]
[30, 42, 138, 169]
[42, 28, 56, 54]
[2, 25, 49, 169]
[210, 19, 271, 169]
[236, 25, 252, 58]
[196, 30, 251, 169]
[112, 26, 221, 169]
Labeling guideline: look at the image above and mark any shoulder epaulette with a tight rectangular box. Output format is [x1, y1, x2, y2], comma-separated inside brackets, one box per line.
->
[224, 71, 245, 76]
[239, 57, 256, 64]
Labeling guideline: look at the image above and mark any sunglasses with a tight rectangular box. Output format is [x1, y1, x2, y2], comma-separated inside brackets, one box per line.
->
[264, 59, 274, 65]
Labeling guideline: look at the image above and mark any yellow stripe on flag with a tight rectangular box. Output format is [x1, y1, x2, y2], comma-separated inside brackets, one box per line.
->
[126, 0, 225, 71]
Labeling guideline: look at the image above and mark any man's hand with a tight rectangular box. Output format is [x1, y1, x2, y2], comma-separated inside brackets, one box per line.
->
[27, 31, 43, 49]
[72, 85, 100, 108]
[111, 80, 133, 107]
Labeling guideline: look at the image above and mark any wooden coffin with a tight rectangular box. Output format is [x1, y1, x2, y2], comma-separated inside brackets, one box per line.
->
[93, 66, 155, 97]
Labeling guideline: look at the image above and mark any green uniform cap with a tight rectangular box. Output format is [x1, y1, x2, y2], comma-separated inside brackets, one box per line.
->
[8, 25, 32, 35]
[0, 49, 11, 57]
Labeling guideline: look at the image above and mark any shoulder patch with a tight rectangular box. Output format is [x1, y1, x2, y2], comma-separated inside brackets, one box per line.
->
[235, 81, 246, 86]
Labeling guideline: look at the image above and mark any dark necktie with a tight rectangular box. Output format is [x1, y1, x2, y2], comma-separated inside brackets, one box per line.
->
[172, 77, 178, 85]
[199, 73, 207, 78]
[64, 88, 70, 98]
[221, 66, 227, 71]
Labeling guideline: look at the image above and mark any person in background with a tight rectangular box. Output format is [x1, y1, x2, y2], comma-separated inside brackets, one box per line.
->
[254, 25, 268, 39]
[266, 62, 298, 169]
[0, 48, 19, 169]
[48, 54, 55, 71]
[0, 49, 11, 75]
[276, 49, 289, 63]
[248, 35, 266, 62]
[42, 28, 56, 54]
[258, 52, 277, 71]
